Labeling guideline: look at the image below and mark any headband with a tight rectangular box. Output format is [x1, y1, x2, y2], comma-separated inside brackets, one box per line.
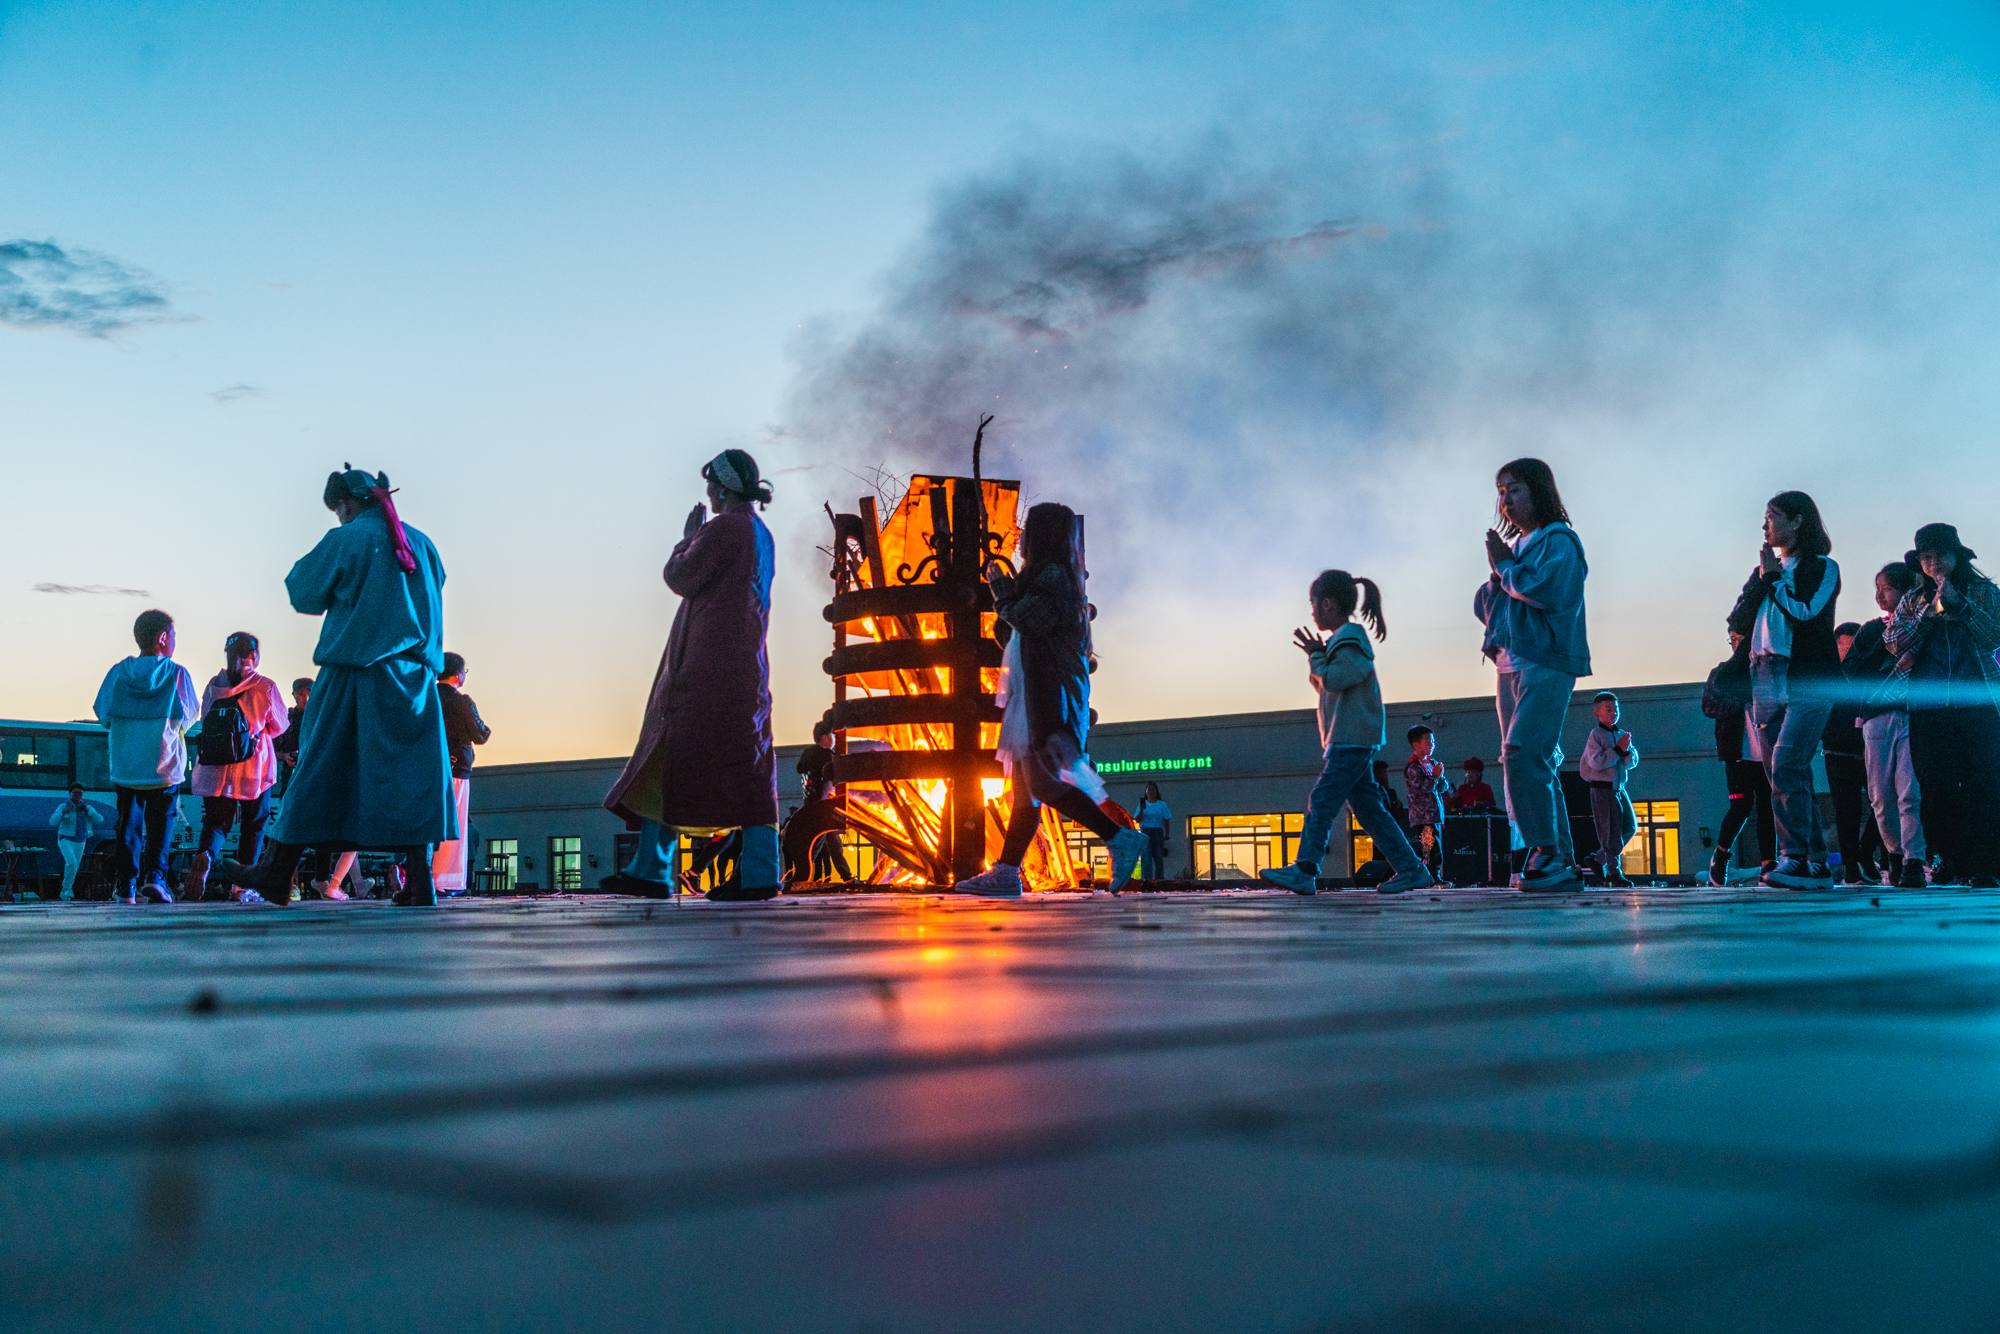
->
[340, 464, 417, 574]
[707, 451, 746, 497]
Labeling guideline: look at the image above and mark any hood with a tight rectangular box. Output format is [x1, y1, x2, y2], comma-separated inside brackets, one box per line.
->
[1330, 622, 1376, 660]
[206, 670, 263, 700]
[106, 657, 191, 721]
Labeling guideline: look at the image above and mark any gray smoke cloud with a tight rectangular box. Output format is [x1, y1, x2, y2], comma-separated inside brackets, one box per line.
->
[780, 37, 2000, 707]
[0, 239, 179, 338]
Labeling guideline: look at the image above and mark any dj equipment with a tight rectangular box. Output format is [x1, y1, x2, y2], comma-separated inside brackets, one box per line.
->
[1443, 815, 1512, 887]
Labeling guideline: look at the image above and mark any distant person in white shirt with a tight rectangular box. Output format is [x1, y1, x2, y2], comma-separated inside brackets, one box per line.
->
[1134, 782, 1173, 880]
[91, 609, 200, 904]
[48, 784, 100, 901]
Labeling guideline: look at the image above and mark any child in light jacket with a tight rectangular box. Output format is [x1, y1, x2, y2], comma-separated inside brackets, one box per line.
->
[1579, 690, 1640, 886]
[1264, 571, 1434, 895]
[91, 608, 200, 903]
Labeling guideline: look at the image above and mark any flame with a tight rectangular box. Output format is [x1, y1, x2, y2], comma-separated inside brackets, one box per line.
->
[829, 477, 1081, 890]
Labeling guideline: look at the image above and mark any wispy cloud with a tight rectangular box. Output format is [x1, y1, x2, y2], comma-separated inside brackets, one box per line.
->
[0, 239, 181, 338]
[32, 583, 150, 596]
[209, 383, 264, 404]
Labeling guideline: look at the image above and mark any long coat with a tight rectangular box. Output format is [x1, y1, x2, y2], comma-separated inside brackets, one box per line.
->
[272, 508, 455, 848]
[605, 510, 778, 830]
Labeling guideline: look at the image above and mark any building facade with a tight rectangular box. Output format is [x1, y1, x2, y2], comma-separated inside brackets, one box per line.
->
[470, 680, 1761, 890]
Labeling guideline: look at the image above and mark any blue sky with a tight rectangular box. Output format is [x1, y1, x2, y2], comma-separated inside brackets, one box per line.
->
[5, 1, 1998, 764]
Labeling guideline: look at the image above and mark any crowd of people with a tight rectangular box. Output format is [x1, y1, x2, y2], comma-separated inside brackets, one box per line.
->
[83, 467, 490, 905]
[63, 447, 2000, 906]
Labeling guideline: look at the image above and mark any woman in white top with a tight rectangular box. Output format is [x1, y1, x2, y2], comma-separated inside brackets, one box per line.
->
[185, 632, 290, 902]
[1134, 782, 1173, 880]
[1725, 491, 1841, 889]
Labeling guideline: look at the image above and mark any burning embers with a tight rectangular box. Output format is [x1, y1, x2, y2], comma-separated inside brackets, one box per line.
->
[818, 476, 1080, 889]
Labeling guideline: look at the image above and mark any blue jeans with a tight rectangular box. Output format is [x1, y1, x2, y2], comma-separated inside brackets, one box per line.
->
[198, 791, 272, 865]
[1751, 655, 1831, 861]
[114, 787, 178, 892]
[1297, 745, 1421, 875]
[624, 820, 782, 889]
[1497, 664, 1577, 858]
[1141, 827, 1168, 879]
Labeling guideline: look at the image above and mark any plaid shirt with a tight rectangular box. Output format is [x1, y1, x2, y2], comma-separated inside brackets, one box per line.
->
[1885, 578, 2000, 712]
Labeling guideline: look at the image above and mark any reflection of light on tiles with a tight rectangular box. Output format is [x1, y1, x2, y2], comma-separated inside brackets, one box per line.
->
[921, 947, 954, 963]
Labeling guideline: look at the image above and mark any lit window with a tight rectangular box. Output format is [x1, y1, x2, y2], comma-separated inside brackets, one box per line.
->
[486, 839, 519, 893]
[1620, 800, 1681, 878]
[1186, 813, 1305, 881]
[547, 836, 582, 892]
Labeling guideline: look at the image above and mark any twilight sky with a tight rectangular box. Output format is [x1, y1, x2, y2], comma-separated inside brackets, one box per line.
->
[4, 0, 1998, 765]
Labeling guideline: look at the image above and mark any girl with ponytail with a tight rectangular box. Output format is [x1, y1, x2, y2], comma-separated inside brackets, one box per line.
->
[1263, 570, 1436, 895]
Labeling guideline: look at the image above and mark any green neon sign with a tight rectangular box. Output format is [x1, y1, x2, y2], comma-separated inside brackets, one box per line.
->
[1096, 756, 1213, 774]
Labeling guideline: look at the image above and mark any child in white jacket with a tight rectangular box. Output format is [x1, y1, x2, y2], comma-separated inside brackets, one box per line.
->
[1580, 691, 1640, 886]
[1263, 570, 1435, 896]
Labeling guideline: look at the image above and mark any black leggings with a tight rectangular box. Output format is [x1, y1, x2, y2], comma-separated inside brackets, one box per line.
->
[1718, 759, 1773, 868]
[1908, 704, 2000, 876]
[998, 747, 1119, 866]
[1824, 752, 1881, 874]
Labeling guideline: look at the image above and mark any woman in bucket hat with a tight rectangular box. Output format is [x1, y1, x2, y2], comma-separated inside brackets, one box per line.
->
[1884, 524, 2000, 887]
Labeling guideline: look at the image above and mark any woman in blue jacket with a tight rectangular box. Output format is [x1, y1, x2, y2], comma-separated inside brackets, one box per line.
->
[1474, 458, 1590, 892]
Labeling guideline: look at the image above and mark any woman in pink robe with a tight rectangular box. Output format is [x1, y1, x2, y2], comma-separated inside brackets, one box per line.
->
[602, 450, 779, 900]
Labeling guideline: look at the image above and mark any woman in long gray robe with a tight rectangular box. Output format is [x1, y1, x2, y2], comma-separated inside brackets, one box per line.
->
[226, 467, 453, 907]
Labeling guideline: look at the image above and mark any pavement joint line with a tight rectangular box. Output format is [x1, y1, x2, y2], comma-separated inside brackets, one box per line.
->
[264, 1032, 1919, 1225]
[2, 969, 1996, 1158]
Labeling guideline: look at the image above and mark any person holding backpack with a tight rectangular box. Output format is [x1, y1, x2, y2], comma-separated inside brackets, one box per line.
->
[184, 632, 289, 902]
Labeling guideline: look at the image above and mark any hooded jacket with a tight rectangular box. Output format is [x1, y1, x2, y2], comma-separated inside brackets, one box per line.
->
[1474, 523, 1591, 678]
[1727, 554, 1842, 685]
[190, 670, 289, 800]
[1308, 622, 1387, 751]
[91, 656, 200, 789]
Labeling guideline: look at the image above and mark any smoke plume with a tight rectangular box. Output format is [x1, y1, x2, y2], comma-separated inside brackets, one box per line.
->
[781, 44, 2000, 708]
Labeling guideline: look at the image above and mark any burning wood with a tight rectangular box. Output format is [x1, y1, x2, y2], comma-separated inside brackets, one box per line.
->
[820, 475, 1079, 889]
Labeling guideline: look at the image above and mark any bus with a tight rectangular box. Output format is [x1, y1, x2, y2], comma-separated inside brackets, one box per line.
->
[0, 718, 281, 897]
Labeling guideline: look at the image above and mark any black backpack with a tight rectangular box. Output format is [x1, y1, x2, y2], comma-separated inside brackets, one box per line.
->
[197, 693, 256, 767]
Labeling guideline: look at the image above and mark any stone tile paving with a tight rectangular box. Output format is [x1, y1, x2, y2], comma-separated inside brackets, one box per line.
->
[2, 886, 1999, 1332]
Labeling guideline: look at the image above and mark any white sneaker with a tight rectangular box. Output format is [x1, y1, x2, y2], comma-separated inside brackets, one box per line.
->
[953, 864, 1023, 898]
[1261, 864, 1318, 895]
[1379, 865, 1438, 895]
[1106, 828, 1147, 892]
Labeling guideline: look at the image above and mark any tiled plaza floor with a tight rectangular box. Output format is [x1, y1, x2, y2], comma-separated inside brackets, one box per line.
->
[3, 884, 1998, 1332]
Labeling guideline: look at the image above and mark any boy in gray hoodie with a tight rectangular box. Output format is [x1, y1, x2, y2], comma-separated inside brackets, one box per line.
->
[1263, 571, 1434, 895]
[91, 609, 200, 903]
[1580, 691, 1640, 886]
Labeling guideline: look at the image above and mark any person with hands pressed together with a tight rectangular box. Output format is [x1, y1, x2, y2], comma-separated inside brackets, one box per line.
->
[1261, 570, 1434, 896]
[601, 450, 782, 901]
[1884, 524, 2000, 887]
[1725, 491, 1841, 890]
[1473, 459, 1590, 892]
[1579, 691, 1640, 887]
